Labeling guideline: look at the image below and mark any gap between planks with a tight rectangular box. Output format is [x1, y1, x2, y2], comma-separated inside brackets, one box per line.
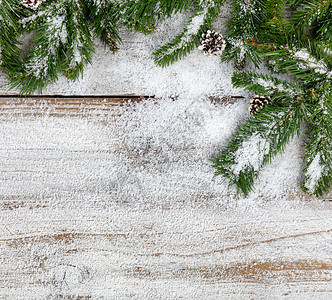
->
[0, 95, 245, 117]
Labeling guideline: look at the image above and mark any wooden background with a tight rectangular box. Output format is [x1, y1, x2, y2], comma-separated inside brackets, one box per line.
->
[0, 96, 331, 299]
[0, 2, 332, 298]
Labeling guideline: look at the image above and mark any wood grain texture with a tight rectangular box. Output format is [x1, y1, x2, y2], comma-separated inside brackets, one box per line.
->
[0, 97, 332, 300]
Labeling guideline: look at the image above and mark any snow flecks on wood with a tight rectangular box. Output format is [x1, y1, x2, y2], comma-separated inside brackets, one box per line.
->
[0, 97, 331, 299]
[0, 7, 331, 299]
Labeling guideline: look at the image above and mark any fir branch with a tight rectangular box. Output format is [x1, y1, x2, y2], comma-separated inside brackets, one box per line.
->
[157, 0, 202, 18]
[287, 0, 304, 5]
[9, 1, 69, 94]
[117, 0, 159, 34]
[259, 0, 288, 44]
[315, 9, 332, 42]
[212, 102, 305, 195]
[0, 0, 21, 29]
[222, 0, 268, 67]
[302, 83, 332, 196]
[116, 0, 202, 34]
[153, 1, 224, 67]
[0, 0, 22, 71]
[291, 0, 332, 37]
[215, 39, 332, 196]
[88, 0, 121, 52]
[9, 0, 95, 94]
[118, 0, 200, 29]
[60, 0, 95, 80]
[257, 41, 332, 87]
[232, 70, 303, 98]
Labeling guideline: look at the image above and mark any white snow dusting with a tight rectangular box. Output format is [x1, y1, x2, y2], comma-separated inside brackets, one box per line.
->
[21, 0, 47, 10]
[293, 49, 330, 77]
[232, 133, 269, 175]
[47, 14, 67, 47]
[240, 0, 256, 14]
[305, 153, 323, 193]
[19, 11, 46, 28]
[256, 77, 295, 95]
[0, 9, 331, 300]
[0, 12, 310, 200]
[186, 10, 207, 36]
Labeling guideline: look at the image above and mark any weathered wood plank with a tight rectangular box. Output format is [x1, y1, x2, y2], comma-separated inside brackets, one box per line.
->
[0, 96, 332, 299]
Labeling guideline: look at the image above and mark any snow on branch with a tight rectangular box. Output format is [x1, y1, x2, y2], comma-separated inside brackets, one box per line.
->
[231, 133, 269, 175]
[153, 1, 223, 66]
[304, 152, 323, 193]
[293, 49, 330, 77]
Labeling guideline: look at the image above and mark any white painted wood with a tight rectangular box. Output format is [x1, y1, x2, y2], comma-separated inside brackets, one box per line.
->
[0, 2, 331, 298]
[0, 98, 331, 299]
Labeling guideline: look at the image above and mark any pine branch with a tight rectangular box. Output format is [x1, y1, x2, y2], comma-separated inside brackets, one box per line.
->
[60, 0, 95, 80]
[118, 0, 200, 28]
[287, 0, 304, 5]
[0, 0, 21, 29]
[315, 9, 332, 42]
[153, 0, 224, 67]
[116, 0, 201, 34]
[8, 0, 95, 94]
[215, 38, 332, 196]
[157, 0, 202, 18]
[256, 40, 332, 88]
[88, 0, 121, 52]
[232, 70, 304, 98]
[212, 102, 305, 195]
[116, 0, 159, 34]
[0, 0, 22, 71]
[291, 0, 332, 37]
[259, 0, 289, 44]
[302, 83, 332, 196]
[222, 0, 268, 67]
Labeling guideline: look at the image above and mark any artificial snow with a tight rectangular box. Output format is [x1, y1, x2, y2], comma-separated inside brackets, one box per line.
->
[1, 95, 330, 299]
[293, 49, 329, 76]
[19, 11, 46, 28]
[256, 77, 296, 95]
[305, 153, 323, 193]
[0, 11, 238, 98]
[0, 3, 321, 218]
[186, 9, 207, 36]
[239, 0, 256, 14]
[46, 11, 67, 49]
[0, 7, 331, 300]
[21, 0, 47, 10]
[232, 133, 269, 175]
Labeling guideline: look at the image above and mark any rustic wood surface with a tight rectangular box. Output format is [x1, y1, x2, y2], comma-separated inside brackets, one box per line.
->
[0, 97, 331, 299]
[0, 2, 331, 298]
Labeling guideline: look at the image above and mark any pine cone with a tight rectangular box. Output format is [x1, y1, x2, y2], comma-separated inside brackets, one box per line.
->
[198, 30, 226, 56]
[21, 0, 46, 10]
[249, 95, 271, 115]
